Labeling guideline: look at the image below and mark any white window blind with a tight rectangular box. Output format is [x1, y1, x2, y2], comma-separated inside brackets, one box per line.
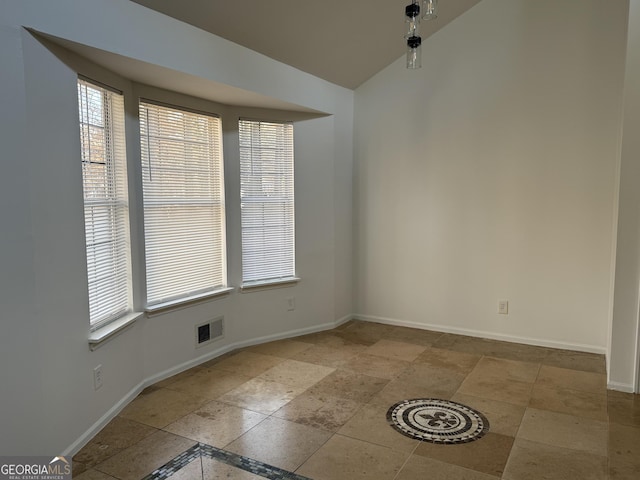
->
[77, 79, 132, 330]
[239, 119, 295, 284]
[139, 101, 226, 307]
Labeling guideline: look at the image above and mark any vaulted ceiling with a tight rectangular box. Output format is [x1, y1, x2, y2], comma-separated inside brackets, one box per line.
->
[130, 0, 482, 89]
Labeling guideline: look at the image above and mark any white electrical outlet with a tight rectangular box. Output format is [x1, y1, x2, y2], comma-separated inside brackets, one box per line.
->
[93, 365, 103, 390]
[286, 297, 295, 311]
[498, 300, 509, 315]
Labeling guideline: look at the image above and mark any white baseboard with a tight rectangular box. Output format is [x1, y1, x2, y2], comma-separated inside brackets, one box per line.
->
[62, 380, 145, 456]
[354, 313, 607, 355]
[227, 316, 353, 352]
[334, 313, 354, 327]
[65, 314, 352, 456]
[607, 381, 636, 393]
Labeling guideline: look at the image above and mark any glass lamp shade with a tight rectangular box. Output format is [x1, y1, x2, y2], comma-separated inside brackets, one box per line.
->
[422, 0, 438, 20]
[406, 17, 420, 38]
[406, 35, 422, 69]
[405, 2, 420, 37]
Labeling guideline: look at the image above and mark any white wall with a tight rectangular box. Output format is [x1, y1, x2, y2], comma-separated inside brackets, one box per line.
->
[354, 0, 628, 353]
[0, 21, 47, 456]
[0, 0, 353, 455]
[610, 0, 640, 392]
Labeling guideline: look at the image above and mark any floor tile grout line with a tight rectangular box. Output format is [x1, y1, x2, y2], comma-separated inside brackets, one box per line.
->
[292, 426, 336, 475]
[74, 418, 162, 472]
[390, 440, 420, 480]
[508, 435, 609, 459]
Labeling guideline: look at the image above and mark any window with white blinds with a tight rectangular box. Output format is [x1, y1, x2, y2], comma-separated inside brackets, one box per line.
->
[139, 101, 227, 307]
[77, 79, 132, 330]
[239, 119, 295, 284]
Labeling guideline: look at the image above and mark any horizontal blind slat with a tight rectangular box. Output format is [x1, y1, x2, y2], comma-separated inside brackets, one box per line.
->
[78, 79, 132, 330]
[239, 119, 295, 283]
[140, 101, 226, 306]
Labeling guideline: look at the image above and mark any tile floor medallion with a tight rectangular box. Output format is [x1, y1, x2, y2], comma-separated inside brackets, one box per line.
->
[141, 443, 312, 480]
[387, 398, 489, 444]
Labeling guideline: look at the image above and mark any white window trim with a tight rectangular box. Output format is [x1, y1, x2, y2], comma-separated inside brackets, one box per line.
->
[88, 311, 144, 351]
[240, 277, 301, 292]
[146, 286, 234, 315]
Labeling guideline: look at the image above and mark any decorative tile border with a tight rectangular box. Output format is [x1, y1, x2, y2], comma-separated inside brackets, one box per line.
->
[142, 443, 312, 480]
[142, 444, 201, 479]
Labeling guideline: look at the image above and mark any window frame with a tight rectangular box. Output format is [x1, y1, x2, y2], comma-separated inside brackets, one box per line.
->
[238, 118, 297, 289]
[138, 99, 229, 310]
[77, 77, 134, 332]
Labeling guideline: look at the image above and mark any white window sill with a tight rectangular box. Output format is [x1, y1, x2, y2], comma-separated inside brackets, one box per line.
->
[240, 277, 301, 292]
[89, 312, 144, 351]
[146, 287, 234, 316]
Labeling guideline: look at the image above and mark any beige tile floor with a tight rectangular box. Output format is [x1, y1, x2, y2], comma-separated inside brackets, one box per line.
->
[72, 320, 640, 480]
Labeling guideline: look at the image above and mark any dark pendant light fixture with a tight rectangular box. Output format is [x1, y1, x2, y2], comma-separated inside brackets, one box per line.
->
[405, 0, 439, 69]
